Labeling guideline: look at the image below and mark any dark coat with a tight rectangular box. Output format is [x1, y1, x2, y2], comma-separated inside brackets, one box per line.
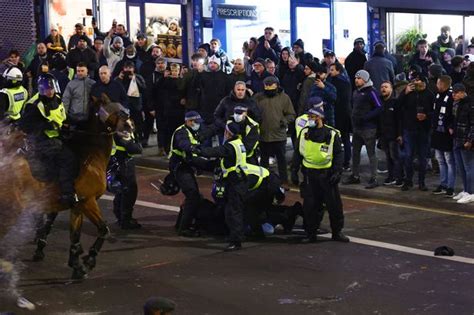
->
[197, 71, 233, 124]
[90, 79, 128, 108]
[328, 74, 352, 133]
[351, 84, 383, 131]
[380, 96, 401, 141]
[67, 34, 92, 51]
[66, 47, 99, 73]
[364, 53, 395, 90]
[398, 87, 434, 132]
[344, 49, 367, 89]
[280, 65, 305, 112]
[453, 96, 474, 147]
[408, 51, 440, 76]
[213, 91, 261, 131]
[248, 70, 271, 95]
[308, 80, 338, 127]
[431, 90, 454, 151]
[255, 35, 283, 64]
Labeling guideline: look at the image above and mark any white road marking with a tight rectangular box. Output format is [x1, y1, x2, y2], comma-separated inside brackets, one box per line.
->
[99, 196, 474, 265]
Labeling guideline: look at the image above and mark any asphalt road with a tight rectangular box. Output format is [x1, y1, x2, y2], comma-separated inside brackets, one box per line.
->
[1, 166, 474, 315]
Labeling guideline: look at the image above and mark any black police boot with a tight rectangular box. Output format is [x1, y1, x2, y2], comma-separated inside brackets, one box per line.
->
[332, 231, 350, 243]
[59, 193, 79, 208]
[301, 234, 318, 243]
[224, 242, 242, 252]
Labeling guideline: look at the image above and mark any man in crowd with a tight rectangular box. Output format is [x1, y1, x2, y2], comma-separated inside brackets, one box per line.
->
[308, 63, 337, 127]
[66, 35, 98, 74]
[364, 42, 394, 90]
[255, 27, 282, 64]
[345, 38, 367, 90]
[409, 39, 440, 76]
[91, 65, 127, 107]
[247, 58, 271, 95]
[343, 70, 382, 189]
[104, 29, 125, 74]
[68, 23, 92, 51]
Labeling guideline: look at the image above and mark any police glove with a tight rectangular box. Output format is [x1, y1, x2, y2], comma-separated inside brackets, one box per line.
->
[190, 144, 202, 155]
[329, 171, 342, 185]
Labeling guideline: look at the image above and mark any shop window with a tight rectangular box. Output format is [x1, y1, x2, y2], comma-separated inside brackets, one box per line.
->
[223, 0, 290, 60]
[333, 1, 367, 60]
[145, 3, 182, 62]
[295, 6, 330, 60]
[99, 0, 127, 33]
[48, 0, 94, 44]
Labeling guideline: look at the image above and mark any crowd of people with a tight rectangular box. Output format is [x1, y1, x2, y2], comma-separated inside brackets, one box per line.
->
[1, 21, 474, 250]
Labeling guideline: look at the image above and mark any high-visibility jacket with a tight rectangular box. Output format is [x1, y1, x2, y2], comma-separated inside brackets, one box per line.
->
[0, 85, 28, 120]
[299, 125, 339, 170]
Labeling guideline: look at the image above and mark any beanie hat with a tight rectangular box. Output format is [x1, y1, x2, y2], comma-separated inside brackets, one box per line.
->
[263, 75, 280, 86]
[253, 57, 266, 66]
[293, 39, 304, 50]
[444, 48, 455, 58]
[306, 61, 319, 73]
[354, 37, 365, 45]
[112, 36, 123, 45]
[208, 55, 221, 66]
[198, 43, 210, 55]
[355, 70, 370, 82]
[452, 83, 466, 93]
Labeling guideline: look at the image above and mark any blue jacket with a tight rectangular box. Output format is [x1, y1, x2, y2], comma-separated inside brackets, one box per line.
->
[308, 80, 337, 127]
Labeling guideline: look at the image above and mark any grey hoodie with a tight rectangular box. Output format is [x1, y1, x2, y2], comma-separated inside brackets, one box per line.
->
[62, 76, 96, 122]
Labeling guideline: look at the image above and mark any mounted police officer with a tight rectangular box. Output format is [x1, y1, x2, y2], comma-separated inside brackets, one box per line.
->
[0, 67, 28, 122]
[19, 73, 79, 207]
[170, 111, 211, 237]
[293, 105, 349, 243]
[111, 117, 143, 229]
[194, 122, 247, 251]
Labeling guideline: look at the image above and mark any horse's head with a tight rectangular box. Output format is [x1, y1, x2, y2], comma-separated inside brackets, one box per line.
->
[91, 94, 130, 133]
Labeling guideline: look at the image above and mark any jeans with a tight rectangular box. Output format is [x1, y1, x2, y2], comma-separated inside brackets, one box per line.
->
[453, 146, 474, 194]
[383, 140, 402, 181]
[352, 128, 377, 178]
[260, 140, 288, 182]
[434, 149, 456, 189]
[401, 129, 430, 185]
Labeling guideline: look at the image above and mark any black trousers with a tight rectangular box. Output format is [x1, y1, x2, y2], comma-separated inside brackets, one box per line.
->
[163, 115, 183, 154]
[113, 157, 138, 223]
[142, 111, 157, 144]
[174, 165, 201, 231]
[260, 141, 288, 182]
[302, 169, 344, 236]
[224, 177, 247, 243]
[36, 137, 78, 195]
[130, 108, 144, 141]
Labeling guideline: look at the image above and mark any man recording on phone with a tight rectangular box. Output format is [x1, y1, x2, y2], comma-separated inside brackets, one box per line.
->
[397, 72, 434, 191]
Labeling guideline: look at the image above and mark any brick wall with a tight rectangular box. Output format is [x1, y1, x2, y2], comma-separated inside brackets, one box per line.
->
[0, 0, 37, 59]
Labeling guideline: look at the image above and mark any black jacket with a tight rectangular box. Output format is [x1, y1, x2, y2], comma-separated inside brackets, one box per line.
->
[145, 70, 165, 113]
[398, 87, 434, 132]
[67, 34, 92, 51]
[344, 49, 367, 89]
[255, 35, 283, 64]
[66, 47, 99, 73]
[328, 74, 352, 133]
[280, 65, 305, 111]
[90, 80, 128, 108]
[431, 90, 454, 151]
[380, 96, 401, 141]
[213, 91, 261, 131]
[169, 125, 212, 172]
[453, 96, 474, 148]
[351, 84, 382, 130]
[19, 94, 63, 139]
[197, 71, 233, 124]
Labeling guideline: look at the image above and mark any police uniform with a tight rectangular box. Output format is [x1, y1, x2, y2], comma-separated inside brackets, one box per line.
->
[227, 115, 260, 165]
[0, 67, 28, 121]
[196, 123, 247, 250]
[111, 128, 143, 229]
[170, 112, 211, 236]
[19, 75, 79, 206]
[294, 108, 349, 242]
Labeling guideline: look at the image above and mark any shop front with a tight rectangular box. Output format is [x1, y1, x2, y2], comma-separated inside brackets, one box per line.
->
[42, 0, 189, 62]
[199, 0, 368, 61]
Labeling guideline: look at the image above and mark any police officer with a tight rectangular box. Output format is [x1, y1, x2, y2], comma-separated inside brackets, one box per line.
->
[0, 67, 28, 121]
[194, 122, 247, 251]
[170, 111, 211, 237]
[293, 106, 349, 243]
[227, 105, 260, 165]
[19, 73, 79, 207]
[111, 117, 143, 229]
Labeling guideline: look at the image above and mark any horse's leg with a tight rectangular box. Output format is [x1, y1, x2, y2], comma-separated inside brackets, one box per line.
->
[68, 208, 88, 280]
[80, 198, 110, 272]
[32, 212, 58, 261]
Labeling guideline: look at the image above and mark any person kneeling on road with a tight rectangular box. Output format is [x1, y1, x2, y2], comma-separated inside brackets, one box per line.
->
[293, 105, 349, 243]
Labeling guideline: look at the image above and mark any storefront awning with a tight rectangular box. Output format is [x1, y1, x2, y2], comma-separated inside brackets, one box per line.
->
[367, 0, 474, 13]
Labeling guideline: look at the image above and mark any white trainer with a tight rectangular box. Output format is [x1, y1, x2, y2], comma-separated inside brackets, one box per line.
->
[453, 191, 468, 200]
[17, 297, 36, 311]
[457, 194, 474, 204]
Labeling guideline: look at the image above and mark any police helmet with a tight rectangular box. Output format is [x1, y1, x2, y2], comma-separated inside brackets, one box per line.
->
[159, 173, 180, 196]
[3, 67, 23, 82]
[37, 73, 60, 96]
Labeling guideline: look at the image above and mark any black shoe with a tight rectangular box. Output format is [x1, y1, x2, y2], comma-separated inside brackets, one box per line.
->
[121, 221, 142, 230]
[316, 227, 330, 234]
[283, 202, 302, 233]
[394, 180, 404, 188]
[383, 177, 396, 186]
[365, 178, 378, 189]
[343, 175, 360, 185]
[301, 235, 318, 243]
[343, 166, 351, 172]
[418, 184, 428, 191]
[432, 185, 446, 195]
[59, 193, 79, 208]
[141, 141, 149, 148]
[445, 188, 455, 197]
[179, 229, 200, 237]
[332, 232, 350, 243]
[401, 182, 413, 191]
[224, 242, 242, 252]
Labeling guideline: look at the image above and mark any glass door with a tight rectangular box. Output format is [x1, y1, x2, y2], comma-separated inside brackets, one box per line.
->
[127, 4, 142, 40]
[291, 0, 332, 60]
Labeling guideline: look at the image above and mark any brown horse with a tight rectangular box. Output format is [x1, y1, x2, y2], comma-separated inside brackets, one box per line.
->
[0, 95, 128, 288]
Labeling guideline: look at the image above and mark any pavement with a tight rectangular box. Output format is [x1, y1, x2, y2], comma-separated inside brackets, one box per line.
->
[1, 136, 474, 314]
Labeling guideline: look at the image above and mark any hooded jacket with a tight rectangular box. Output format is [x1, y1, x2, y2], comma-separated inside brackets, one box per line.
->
[351, 81, 382, 130]
[103, 36, 125, 74]
[62, 76, 95, 122]
[254, 88, 296, 142]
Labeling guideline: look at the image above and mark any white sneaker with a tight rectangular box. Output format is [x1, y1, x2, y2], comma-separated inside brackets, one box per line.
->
[457, 194, 474, 204]
[453, 191, 468, 200]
